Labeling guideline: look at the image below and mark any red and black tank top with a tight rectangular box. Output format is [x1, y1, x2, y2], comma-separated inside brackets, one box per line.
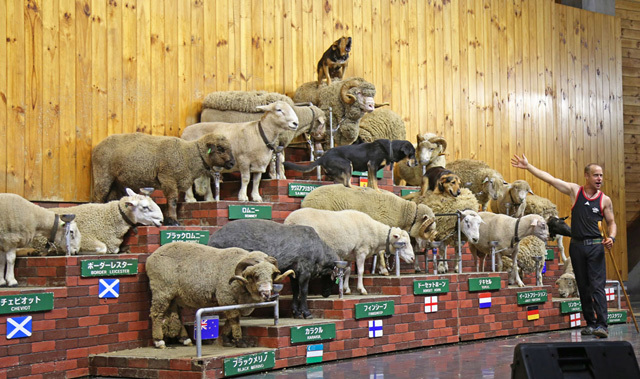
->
[570, 186, 604, 240]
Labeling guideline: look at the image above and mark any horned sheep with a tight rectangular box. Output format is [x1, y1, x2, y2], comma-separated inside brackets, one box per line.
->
[293, 77, 376, 147]
[489, 180, 533, 218]
[393, 133, 448, 187]
[208, 219, 340, 319]
[468, 212, 549, 287]
[446, 159, 507, 211]
[0, 193, 81, 287]
[181, 101, 298, 203]
[357, 108, 407, 143]
[285, 208, 414, 295]
[146, 242, 294, 348]
[29, 188, 163, 255]
[91, 132, 235, 226]
[301, 184, 437, 244]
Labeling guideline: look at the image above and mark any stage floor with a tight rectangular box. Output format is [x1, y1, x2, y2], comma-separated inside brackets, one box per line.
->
[240, 323, 640, 379]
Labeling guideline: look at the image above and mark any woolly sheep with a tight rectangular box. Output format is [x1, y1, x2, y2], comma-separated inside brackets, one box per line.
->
[146, 242, 294, 348]
[91, 132, 235, 226]
[285, 208, 414, 295]
[0, 193, 81, 286]
[393, 133, 448, 186]
[30, 188, 163, 255]
[404, 188, 482, 273]
[293, 77, 376, 147]
[357, 108, 407, 143]
[208, 219, 340, 319]
[524, 194, 572, 262]
[500, 235, 547, 285]
[468, 212, 549, 287]
[556, 258, 578, 298]
[489, 180, 533, 218]
[181, 101, 298, 203]
[446, 159, 507, 211]
[301, 184, 437, 243]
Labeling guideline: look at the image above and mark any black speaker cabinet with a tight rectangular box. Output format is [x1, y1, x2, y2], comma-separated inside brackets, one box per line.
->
[511, 341, 640, 378]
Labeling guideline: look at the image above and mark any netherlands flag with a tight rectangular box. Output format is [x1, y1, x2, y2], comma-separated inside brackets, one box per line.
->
[479, 292, 492, 308]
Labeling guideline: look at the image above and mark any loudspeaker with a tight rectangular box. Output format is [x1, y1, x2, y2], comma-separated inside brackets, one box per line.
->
[511, 341, 640, 379]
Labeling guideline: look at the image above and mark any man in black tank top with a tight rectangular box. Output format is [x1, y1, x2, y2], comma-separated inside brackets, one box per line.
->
[512, 155, 616, 338]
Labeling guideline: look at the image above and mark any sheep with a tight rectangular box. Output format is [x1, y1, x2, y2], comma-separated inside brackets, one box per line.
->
[301, 184, 437, 244]
[293, 77, 376, 147]
[500, 236, 547, 285]
[556, 258, 578, 298]
[446, 159, 507, 211]
[181, 101, 298, 203]
[468, 212, 549, 287]
[489, 180, 533, 218]
[0, 193, 81, 286]
[523, 194, 572, 262]
[284, 208, 414, 295]
[403, 188, 482, 273]
[29, 188, 163, 255]
[208, 219, 340, 319]
[393, 133, 448, 186]
[91, 132, 235, 226]
[356, 108, 407, 143]
[146, 242, 294, 348]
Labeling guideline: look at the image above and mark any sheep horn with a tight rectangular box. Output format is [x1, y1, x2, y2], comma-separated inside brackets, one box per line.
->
[340, 79, 361, 105]
[374, 102, 390, 108]
[234, 258, 261, 276]
[228, 276, 249, 285]
[418, 217, 437, 240]
[428, 136, 447, 152]
[140, 187, 154, 196]
[274, 269, 296, 282]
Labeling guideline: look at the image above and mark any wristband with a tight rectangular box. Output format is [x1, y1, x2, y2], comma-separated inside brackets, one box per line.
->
[611, 237, 616, 243]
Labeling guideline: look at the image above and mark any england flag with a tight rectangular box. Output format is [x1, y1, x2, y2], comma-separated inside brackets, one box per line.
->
[606, 287, 615, 301]
[570, 313, 581, 327]
[424, 296, 438, 313]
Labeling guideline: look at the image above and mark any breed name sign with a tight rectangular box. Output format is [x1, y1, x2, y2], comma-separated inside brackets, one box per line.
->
[160, 230, 209, 245]
[0, 293, 54, 315]
[228, 205, 272, 220]
[355, 300, 395, 319]
[560, 300, 582, 314]
[414, 279, 450, 295]
[290, 323, 336, 344]
[81, 259, 138, 277]
[288, 183, 321, 197]
[516, 290, 548, 305]
[468, 277, 501, 292]
[608, 310, 627, 324]
[224, 351, 275, 377]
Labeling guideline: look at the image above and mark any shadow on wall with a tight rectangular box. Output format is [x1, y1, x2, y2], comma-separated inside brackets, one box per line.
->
[627, 216, 640, 300]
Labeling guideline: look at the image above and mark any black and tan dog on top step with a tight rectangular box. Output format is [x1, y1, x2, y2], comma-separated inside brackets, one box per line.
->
[284, 139, 415, 190]
[317, 37, 352, 85]
[421, 166, 462, 197]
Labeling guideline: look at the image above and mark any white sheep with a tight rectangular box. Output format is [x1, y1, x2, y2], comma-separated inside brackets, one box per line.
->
[181, 101, 298, 203]
[489, 180, 533, 218]
[393, 133, 448, 186]
[91, 132, 235, 225]
[524, 194, 572, 263]
[29, 188, 163, 255]
[284, 208, 414, 295]
[0, 193, 81, 286]
[293, 77, 376, 147]
[357, 108, 407, 143]
[446, 159, 507, 211]
[146, 242, 294, 348]
[556, 257, 578, 298]
[404, 188, 482, 273]
[468, 212, 549, 287]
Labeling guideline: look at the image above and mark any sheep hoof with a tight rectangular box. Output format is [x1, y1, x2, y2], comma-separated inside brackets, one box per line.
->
[7, 281, 17, 287]
[379, 268, 389, 276]
[344, 288, 351, 295]
[414, 267, 423, 273]
[154, 340, 166, 349]
[359, 288, 368, 295]
[181, 338, 193, 346]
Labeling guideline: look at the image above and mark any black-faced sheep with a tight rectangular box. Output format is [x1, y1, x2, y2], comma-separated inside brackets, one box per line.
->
[357, 108, 407, 143]
[393, 133, 448, 186]
[446, 159, 507, 211]
[208, 219, 340, 319]
[403, 188, 482, 273]
[468, 212, 549, 287]
[0, 193, 81, 286]
[30, 188, 163, 255]
[285, 208, 414, 295]
[91, 133, 234, 226]
[489, 180, 533, 218]
[301, 184, 437, 244]
[293, 77, 376, 147]
[181, 101, 298, 203]
[523, 194, 572, 262]
[146, 242, 294, 348]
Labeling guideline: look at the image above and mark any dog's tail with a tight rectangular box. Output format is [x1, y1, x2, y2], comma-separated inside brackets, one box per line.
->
[283, 160, 322, 173]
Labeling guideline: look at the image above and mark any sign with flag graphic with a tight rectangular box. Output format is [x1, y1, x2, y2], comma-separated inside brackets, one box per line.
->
[6, 316, 32, 339]
[570, 313, 581, 327]
[359, 177, 368, 187]
[368, 320, 383, 338]
[479, 292, 492, 308]
[605, 287, 615, 301]
[527, 305, 540, 321]
[306, 344, 323, 364]
[98, 279, 120, 299]
[195, 316, 219, 340]
[424, 296, 438, 313]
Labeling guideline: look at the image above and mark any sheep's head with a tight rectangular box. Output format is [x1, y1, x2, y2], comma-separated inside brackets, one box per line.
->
[547, 216, 571, 238]
[199, 134, 235, 170]
[339, 78, 376, 113]
[309, 106, 327, 141]
[459, 210, 484, 244]
[257, 101, 299, 131]
[229, 255, 295, 302]
[435, 173, 462, 197]
[509, 180, 533, 205]
[556, 273, 578, 298]
[416, 134, 447, 166]
[412, 204, 437, 241]
[121, 188, 163, 227]
[54, 216, 81, 255]
[388, 228, 415, 264]
[528, 215, 550, 242]
[482, 174, 507, 201]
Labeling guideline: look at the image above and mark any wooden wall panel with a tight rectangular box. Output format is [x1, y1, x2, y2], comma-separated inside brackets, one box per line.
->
[1, 0, 628, 277]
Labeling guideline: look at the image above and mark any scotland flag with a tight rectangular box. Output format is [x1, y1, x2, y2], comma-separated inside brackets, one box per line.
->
[7, 316, 32, 340]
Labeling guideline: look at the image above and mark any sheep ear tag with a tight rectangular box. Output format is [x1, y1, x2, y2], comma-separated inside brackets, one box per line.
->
[207, 148, 212, 154]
